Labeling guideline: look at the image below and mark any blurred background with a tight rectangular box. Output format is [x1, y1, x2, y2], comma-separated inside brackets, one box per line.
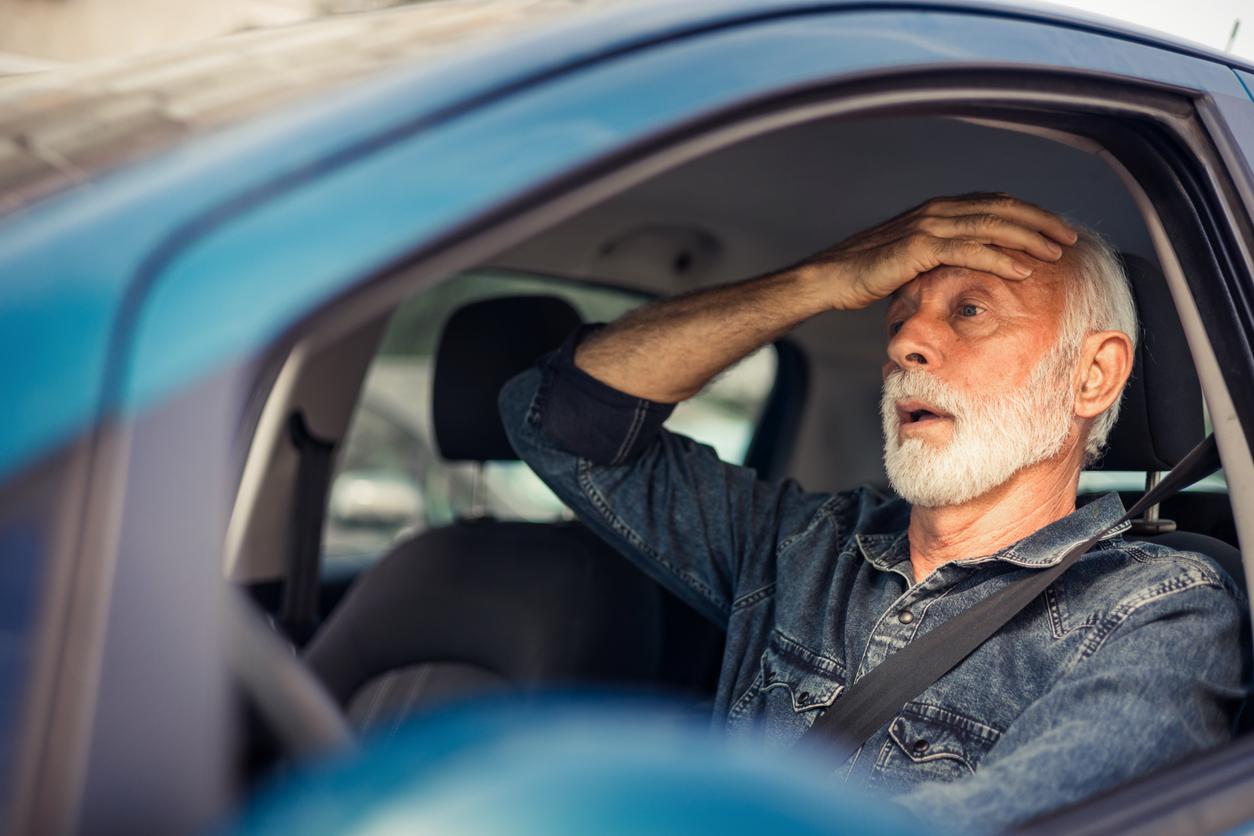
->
[0, 0, 1250, 72]
[0, 0, 374, 68]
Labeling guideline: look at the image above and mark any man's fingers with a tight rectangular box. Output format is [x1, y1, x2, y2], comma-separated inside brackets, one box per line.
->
[819, 193, 1074, 305]
[919, 193, 1078, 246]
[924, 237, 1036, 281]
[923, 213, 1064, 262]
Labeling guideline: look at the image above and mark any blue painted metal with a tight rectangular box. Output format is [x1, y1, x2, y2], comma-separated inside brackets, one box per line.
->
[1, 1, 1250, 484]
[228, 696, 925, 835]
[1238, 70, 1254, 101]
[1212, 70, 1254, 222]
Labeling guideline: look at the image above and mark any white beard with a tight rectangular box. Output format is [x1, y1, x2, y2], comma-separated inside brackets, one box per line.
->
[880, 346, 1077, 508]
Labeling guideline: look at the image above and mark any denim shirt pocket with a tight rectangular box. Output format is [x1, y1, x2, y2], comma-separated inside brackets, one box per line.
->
[868, 705, 1002, 791]
[729, 632, 847, 742]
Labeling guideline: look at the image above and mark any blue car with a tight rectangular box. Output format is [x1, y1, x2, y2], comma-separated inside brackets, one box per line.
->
[2, 1, 1253, 833]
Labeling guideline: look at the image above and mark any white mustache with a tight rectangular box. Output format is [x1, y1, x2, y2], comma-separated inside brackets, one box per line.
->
[882, 368, 970, 425]
[879, 348, 1077, 508]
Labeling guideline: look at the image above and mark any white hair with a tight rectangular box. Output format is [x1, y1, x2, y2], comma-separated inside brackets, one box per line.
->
[1054, 228, 1140, 464]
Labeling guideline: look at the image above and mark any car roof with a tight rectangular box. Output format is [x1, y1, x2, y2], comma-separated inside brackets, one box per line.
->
[0, 0, 1249, 482]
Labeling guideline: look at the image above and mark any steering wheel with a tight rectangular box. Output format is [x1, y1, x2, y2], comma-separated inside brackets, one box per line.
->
[223, 586, 356, 760]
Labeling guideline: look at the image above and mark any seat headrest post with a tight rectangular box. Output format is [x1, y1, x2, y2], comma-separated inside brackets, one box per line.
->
[468, 462, 488, 520]
[1128, 470, 1177, 535]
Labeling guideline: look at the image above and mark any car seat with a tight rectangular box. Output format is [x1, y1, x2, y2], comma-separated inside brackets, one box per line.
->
[304, 296, 670, 734]
[1089, 254, 1246, 597]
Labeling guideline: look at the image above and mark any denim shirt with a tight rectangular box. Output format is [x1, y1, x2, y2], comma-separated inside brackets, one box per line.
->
[498, 328, 1249, 830]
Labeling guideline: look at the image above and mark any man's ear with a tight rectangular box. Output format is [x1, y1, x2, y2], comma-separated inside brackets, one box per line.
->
[1074, 330, 1134, 419]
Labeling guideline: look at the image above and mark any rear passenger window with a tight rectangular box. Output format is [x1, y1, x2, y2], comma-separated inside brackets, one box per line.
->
[1078, 404, 1236, 548]
[323, 272, 778, 566]
[1079, 405, 1228, 495]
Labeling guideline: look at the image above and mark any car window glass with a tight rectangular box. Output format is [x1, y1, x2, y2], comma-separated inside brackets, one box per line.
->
[323, 272, 777, 566]
[1077, 402, 1227, 495]
[1078, 469, 1228, 494]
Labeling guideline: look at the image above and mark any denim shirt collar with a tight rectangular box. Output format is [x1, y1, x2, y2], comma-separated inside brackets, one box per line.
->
[855, 492, 1132, 572]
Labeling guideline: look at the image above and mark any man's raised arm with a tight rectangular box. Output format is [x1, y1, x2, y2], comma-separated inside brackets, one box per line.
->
[499, 194, 1076, 623]
[574, 193, 1077, 403]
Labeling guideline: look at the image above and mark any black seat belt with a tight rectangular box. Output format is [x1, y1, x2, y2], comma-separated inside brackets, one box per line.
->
[281, 411, 337, 644]
[801, 434, 1222, 764]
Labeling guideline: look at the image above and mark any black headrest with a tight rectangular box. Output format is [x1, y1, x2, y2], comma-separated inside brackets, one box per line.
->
[1094, 254, 1203, 471]
[432, 295, 582, 462]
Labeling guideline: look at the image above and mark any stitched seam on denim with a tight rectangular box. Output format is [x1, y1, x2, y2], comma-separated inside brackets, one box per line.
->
[770, 628, 847, 677]
[852, 554, 970, 678]
[859, 531, 912, 574]
[1126, 545, 1225, 586]
[576, 457, 730, 618]
[887, 724, 976, 772]
[610, 398, 647, 466]
[902, 581, 958, 646]
[875, 738, 895, 771]
[759, 633, 848, 712]
[732, 582, 776, 611]
[767, 631, 847, 681]
[953, 520, 1134, 570]
[1045, 586, 1099, 639]
[1069, 574, 1224, 670]
[957, 541, 1105, 571]
[901, 701, 1003, 743]
[890, 729, 977, 773]
[1131, 545, 1248, 603]
[728, 668, 764, 720]
[902, 585, 959, 645]
[1045, 585, 1065, 639]
[759, 679, 844, 711]
[854, 581, 920, 680]
[778, 493, 850, 556]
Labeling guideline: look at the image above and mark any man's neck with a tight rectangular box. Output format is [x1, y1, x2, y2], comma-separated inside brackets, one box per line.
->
[907, 452, 1083, 582]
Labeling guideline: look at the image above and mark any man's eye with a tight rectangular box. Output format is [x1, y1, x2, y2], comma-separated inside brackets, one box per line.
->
[958, 303, 982, 317]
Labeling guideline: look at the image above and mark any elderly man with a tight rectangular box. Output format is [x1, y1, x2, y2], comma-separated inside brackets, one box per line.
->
[498, 194, 1247, 828]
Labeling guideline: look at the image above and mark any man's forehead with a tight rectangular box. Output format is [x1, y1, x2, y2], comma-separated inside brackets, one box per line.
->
[889, 267, 1005, 301]
[889, 261, 1066, 307]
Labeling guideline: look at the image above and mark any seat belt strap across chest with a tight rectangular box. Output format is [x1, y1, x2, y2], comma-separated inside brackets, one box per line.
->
[800, 435, 1222, 765]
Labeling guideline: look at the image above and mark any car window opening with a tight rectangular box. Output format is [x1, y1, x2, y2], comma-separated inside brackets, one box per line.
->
[227, 101, 1253, 827]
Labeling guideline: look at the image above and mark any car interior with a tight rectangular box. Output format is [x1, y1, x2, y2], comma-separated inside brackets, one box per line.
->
[223, 109, 1250, 807]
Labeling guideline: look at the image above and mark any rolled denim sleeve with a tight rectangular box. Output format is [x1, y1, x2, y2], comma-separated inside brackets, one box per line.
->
[498, 326, 832, 626]
[895, 580, 1249, 831]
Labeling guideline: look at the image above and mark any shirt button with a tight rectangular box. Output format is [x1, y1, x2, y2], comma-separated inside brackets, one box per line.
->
[898, 609, 915, 624]
[912, 739, 930, 755]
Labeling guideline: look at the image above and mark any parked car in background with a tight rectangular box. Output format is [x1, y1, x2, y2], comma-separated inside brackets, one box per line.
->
[2, 1, 1254, 833]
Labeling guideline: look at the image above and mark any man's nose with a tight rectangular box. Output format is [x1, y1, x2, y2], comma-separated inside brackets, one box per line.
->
[886, 313, 945, 370]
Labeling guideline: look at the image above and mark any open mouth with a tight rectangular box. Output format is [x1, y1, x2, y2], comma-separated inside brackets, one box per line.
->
[896, 399, 953, 426]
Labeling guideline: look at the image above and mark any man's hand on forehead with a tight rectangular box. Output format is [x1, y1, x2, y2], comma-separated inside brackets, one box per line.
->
[800, 192, 1078, 311]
